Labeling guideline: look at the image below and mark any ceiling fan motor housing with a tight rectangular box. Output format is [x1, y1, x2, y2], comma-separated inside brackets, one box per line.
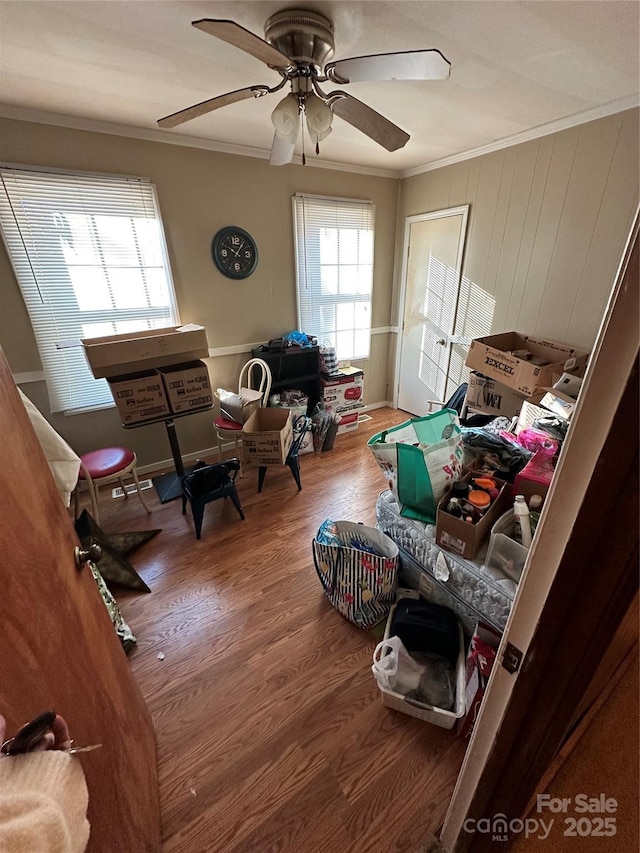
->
[265, 10, 335, 69]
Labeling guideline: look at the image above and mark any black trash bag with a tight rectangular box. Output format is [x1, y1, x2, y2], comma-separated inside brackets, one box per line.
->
[461, 427, 533, 482]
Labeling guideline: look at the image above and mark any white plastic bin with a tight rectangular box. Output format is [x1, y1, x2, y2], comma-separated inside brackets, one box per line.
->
[376, 590, 466, 729]
[485, 509, 528, 582]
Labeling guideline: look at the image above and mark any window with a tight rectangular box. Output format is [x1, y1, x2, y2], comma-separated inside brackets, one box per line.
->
[0, 167, 178, 413]
[293, 194, 374, 360]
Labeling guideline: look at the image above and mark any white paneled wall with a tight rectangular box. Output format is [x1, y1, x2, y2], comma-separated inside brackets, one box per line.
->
[398, 109, 639, 351]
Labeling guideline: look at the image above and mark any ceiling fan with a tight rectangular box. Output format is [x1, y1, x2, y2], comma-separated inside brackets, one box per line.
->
[157, 9, 450, 166]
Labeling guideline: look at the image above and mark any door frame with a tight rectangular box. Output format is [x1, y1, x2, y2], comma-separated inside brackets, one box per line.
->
[393, 205, 469, 410]
[440, 209, 639, 851]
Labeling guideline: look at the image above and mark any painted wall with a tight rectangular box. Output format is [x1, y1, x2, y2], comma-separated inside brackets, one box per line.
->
[1, 109, 637, 469]
[0, 117, 398, 467]
[392, 108, 639, 396]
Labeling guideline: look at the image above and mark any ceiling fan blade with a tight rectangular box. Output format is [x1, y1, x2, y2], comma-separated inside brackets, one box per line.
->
[192, 19, 294, 72]
[326, 49, 450, 84]
[269, 132, 296, 167]
[158, 86, 267, 129]
[330, 94, 409, 152]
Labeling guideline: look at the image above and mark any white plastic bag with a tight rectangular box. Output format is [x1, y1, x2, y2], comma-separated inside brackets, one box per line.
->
[371, 635, 425, 694]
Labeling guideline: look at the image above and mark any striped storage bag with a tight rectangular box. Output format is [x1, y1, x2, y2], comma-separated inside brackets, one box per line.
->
[312, 520, 399, 629]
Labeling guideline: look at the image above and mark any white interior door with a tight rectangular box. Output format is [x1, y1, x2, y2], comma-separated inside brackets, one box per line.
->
[397, 207, 469, 415]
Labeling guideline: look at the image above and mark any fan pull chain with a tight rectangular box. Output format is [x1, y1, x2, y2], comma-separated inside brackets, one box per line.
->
[301, 112, 306, 166]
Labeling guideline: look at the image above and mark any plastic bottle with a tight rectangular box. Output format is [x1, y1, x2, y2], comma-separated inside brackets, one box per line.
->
[513, 495, 532, 548]
[529, 494, 543, 511]
[451, 481, 469, 500]
[446, 497, 463, 517]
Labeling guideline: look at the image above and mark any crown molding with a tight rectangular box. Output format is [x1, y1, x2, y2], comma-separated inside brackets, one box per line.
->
[401, 96, 640, 178]
[0, 104, 398, 180]
[1, 95, 636, 183]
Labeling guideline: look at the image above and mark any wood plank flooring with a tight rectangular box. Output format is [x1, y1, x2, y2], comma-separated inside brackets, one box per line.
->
[89, 408, 466, 852]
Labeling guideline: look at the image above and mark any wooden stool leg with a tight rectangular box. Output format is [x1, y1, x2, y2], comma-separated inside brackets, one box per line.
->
[85, 476, 99, 524]
[130, 466, 151, 514]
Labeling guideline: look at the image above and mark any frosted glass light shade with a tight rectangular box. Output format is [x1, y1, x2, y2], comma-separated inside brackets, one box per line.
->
[305, 93, 333, 144]
[271, 93, 300, 144]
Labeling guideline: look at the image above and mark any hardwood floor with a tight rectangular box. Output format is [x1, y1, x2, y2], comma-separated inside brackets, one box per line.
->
[89, 407, 467, 852]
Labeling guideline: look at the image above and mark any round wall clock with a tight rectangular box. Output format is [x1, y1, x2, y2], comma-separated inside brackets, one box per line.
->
[211, 226, 258, 280]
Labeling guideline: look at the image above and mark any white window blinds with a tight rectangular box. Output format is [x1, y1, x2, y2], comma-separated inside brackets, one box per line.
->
[293, 194, 374, 360]
[0, 167, 178, 413]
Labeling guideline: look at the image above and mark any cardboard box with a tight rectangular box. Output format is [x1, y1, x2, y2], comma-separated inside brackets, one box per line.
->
[457, 622, 502, 739]
[464, 372, 529, 418]
[436, 473, 510, 560]
[159, 360, 212, 414]
[336, 411, 359, 435]
[539, 389, 578, 420]
[377, 590, 466, 729]
[465, 332, 588, 397]
[242, 408, 293, 467]
[107, 371, 170, 425]
[552, 372, 583, 398]
[321, 371, 364, 408]
[82, 325, 209, 379]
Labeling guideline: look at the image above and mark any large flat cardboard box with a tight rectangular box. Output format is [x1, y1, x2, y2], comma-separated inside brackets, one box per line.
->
[465, 332, 588, 397]
[83, 325, 209, 378]
[107, 371, 170, 425]
[242, 408, 293, 467]
[158, 361, 212, 414]
[436, 473, 510, 560]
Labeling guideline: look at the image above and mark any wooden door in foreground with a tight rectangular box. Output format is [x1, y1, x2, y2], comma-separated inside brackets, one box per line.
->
[0, 347, 160, 851]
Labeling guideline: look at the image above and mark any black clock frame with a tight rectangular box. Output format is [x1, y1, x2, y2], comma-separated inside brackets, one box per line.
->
[211, 226, 258, 280]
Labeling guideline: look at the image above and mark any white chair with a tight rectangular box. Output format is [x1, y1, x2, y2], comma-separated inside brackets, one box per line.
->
[213, 358, 272, 473]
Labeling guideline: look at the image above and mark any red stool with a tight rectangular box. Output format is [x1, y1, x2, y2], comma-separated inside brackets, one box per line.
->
[75, 447, 150, 524]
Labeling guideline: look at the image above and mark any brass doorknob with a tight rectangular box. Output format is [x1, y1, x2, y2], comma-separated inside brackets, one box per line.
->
[74, 543, 102, 569]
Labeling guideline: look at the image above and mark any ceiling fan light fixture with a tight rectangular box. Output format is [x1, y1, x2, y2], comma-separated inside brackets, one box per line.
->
[304, 93, 333, 144]
[271, 92, 300, 143]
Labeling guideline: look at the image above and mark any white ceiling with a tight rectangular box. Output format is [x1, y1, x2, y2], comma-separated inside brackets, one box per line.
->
[1, 1, 638, 175]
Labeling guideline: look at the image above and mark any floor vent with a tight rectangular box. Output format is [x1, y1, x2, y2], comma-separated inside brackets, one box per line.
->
[358, 413, 372, 422]
[112, 479, 153, 499]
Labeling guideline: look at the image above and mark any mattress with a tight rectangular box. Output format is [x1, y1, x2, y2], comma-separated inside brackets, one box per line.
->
[375, 490, 517, 634]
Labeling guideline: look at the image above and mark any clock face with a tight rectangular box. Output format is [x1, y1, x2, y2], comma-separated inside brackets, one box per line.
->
[211, 226, 258, 280]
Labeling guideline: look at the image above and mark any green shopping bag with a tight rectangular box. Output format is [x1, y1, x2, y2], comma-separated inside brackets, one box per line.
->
[367, 409, 464, 523]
